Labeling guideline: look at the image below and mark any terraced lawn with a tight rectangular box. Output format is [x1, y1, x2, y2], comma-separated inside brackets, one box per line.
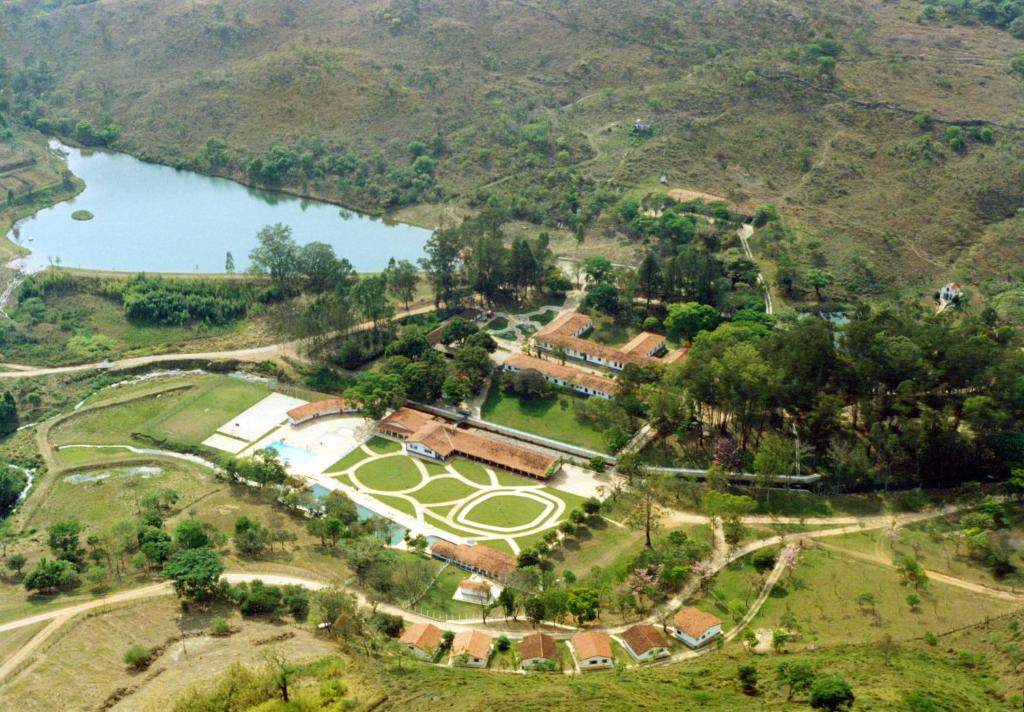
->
[353, 456, 423, 491]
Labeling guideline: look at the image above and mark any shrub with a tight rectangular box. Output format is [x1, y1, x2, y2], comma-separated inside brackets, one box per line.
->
[495, 635, 511, 653]
[209, 616, 233, 636]
[123, 644, 154, 670]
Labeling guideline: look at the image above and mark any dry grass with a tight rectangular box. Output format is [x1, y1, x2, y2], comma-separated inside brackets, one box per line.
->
[0, 597, 337, 712]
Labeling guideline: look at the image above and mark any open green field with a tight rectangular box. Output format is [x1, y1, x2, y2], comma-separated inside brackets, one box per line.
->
[48, 374, 286, 451]
[727, 547, 1019, 648]
[480, 383, 609, 453]
[30, 460, 217, 532]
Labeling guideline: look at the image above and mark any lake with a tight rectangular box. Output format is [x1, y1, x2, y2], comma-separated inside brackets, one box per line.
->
[7, 141, 431, 274]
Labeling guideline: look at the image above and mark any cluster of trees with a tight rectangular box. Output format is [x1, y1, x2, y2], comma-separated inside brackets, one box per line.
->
[343, 319, 495, 415]
[0, 463, 27, 520]
[20, 486, 216, 594]
[199, 133, 444, 212]
[737, 660, 855, 710]
[419, 209, 569, 309]
[919, 0, 1024, 36]
[107, 275, 254, 326]
[600, 197, 766, 316]
[646, 302, 1024, 489]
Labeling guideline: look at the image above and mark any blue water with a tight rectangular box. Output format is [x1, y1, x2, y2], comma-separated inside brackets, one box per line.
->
[310, 483, 408, 545]
[267, 440, 317, 467]
[9, 140, 430, 273]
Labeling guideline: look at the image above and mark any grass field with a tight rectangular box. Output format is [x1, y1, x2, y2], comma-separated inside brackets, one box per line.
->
[353, 457, 423, 491]
[365, 436, 401, 454]
[32, 460, 217, 532]
[325, 447, 369, 473]
[736, 547, 1019, 648]
[411, 477, 477, 504]
[463, 495, 548, 529]
[50, 375, 272, 449]
[480, 383, 609, 453]
[449, 458, 492, 486]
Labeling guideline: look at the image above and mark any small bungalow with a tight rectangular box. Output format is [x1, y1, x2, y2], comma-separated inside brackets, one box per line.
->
[450, 630, 492, 668]
[453, 576, 497, 605]
[570, 631, 614, 671]
[671, 608, 722, 648]
[619, 624, 670, 662]
[519, 633, 559, 670]
[400, 622, 443, 660]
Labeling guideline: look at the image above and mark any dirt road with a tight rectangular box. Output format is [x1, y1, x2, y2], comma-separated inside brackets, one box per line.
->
[0, 304, 435, 379]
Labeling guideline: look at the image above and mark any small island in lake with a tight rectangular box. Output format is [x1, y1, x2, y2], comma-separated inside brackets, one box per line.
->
[71, 210, 94, 221]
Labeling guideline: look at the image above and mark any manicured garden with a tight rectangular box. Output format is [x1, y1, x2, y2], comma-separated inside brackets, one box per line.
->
[462, 494, 549, 528]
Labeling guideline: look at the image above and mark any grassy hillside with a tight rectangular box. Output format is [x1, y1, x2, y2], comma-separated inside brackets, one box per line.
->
[5, 0, 1024, 298]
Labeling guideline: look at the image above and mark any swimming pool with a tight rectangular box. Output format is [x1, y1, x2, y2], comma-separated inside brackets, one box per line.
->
[267, 440, 318, 467]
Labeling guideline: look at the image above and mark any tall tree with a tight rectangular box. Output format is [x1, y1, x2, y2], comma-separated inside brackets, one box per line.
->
[249, 223, 299, 294]
[352, 274, 394, 330]
[385, 258, 419, 312]
[419, 228, 463, 308]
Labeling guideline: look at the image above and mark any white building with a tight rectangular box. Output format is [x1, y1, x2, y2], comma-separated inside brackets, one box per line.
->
[671, 608, 722, 648]
[453, 576, 497, 605]
[450, 630, 492, 668]
[618, 624, 670, 662]
[570, 631, 614, 671]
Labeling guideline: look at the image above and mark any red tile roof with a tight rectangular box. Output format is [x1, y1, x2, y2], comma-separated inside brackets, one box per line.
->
[379, 407, 436, 434]
[571, 631, 612, 660]
[620, 624, 668, 656]
[504, 353, 619, 396]
[620, 331, 666, 357]
[451, 630, 492, 660]
[519, 633, 558, 661]
[400, 622, 443, 652]
[535, 312, 664, 367]
[673, 608, 722, 639]
[430, 540, 518, 577]
[286, 398, 357, 423]
[408, 417, 556, 479]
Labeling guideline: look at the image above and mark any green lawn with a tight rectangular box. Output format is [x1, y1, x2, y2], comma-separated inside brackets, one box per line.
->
[412, 477, 477, 504]
[325, 447, 370, 473]
[422, 461, 449, 476]
[50, 376, 275, 449]
[462, 494, 549, 528]
[373, 494, 418, 517]
[449, 458, 492, 486]
[146, 377, 271, 444]
[748, 548, 1017, 647]
[366, 436, 402, 454]
[353, 456, 423, 491]
[485, 317, 509, 331]
[529, 309, 559, 326]
[33, 460, 217, 532]
[480, 384, 609, 453]
[55, 445, 138, 467]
